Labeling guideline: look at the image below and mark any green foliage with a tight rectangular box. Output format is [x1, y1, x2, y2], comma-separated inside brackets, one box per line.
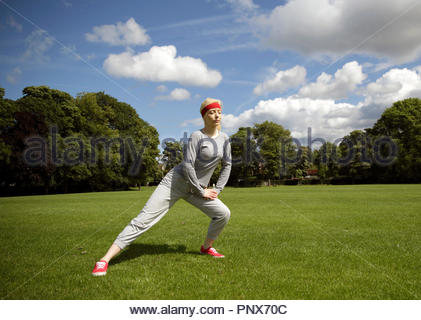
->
[290, 146, 311, 178]
[209, 161, 222, 187]
[313, 142, 340, 182]
[369, 98, 421, 182]
[0, 89, 16, 165]
[162, 141, 183, 175]
[253, 121, 294, 179]
[229, 122, 297, 183]
[0, 110, 54, 194]
[0, 86, 161, 195]
[91, 92, 161, 185]
[229, 127, 259, 184]
[19, 86, 82, 136]
[337, 130, 373, 183]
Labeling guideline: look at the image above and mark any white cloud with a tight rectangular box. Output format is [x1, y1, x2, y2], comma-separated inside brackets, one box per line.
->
[253, 0, 421, 63]
[7, 15, 22, 32]
[219, 97, 364, 141]
[170, 88, 191, 100]
[355, 67, 421, 124]
[156, 85, 168, 92]
[23, 30, 54, 62]
[6, 67, 22, 84]
[156, 88, 191, 101]
[85, 18, 150, 46]
[362, 67, 421, 108]
[104, 45, 222, 87]
[253, 65, 306, 95]
[298, 61, 366, 99]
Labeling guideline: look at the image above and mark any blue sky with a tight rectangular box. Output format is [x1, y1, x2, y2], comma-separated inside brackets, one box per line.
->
[1, 0, 421, 146]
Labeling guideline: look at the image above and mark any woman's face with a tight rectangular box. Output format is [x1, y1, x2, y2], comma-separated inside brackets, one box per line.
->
[203, 108, 222, 128]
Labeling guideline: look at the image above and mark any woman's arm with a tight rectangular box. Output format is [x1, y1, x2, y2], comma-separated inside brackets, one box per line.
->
[214, 136, 232, 195]
[182, 133, 206, 197]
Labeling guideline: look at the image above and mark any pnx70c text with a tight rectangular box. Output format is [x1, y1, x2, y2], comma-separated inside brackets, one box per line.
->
[237, 304, 287, 315]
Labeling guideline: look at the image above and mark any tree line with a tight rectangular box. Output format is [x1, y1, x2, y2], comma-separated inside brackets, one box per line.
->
[1, 86, 420, 196]
[0, 86, 161, 195]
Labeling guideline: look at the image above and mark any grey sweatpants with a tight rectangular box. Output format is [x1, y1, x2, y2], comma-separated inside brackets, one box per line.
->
[113, 169, 231, 250]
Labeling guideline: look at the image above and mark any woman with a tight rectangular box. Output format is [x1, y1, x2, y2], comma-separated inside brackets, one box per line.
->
[92, 98, 232, 276]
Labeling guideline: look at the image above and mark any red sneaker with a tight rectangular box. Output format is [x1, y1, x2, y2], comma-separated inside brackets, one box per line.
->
[200, 245, 225, 258]
[92, 260, 108, 276]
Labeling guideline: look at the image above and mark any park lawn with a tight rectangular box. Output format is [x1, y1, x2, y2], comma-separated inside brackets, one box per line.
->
[0, 184, 420, 300]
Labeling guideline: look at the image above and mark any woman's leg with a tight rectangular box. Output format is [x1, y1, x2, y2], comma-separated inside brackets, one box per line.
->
[184, 195, 231, 250]
[96, 171, 184, 265]
[113, 172, 182, 253]
[94, 183, 177, 270]
[203, 238, 215, 250]
[100, 243, 121, 263]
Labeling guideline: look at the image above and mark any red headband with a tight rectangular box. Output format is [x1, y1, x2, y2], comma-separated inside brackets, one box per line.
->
[201, 102, 221, 117]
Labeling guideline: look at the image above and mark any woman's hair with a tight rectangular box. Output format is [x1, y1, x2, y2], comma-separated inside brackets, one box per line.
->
[200, 98, 222, 131]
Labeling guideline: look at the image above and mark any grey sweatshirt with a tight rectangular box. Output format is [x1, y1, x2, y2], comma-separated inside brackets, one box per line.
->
[174, 129, 232, 196]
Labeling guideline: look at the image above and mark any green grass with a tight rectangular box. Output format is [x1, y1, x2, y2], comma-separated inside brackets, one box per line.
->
[0, 184, 420, 299]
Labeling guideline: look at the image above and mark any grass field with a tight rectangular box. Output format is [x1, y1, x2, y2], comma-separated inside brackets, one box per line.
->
[0, 184, 420, 300]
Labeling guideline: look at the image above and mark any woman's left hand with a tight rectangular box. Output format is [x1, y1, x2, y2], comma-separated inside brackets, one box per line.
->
[203, 188, 218, 200]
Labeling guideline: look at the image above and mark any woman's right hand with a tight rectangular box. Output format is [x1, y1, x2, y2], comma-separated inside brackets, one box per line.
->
[203, 188, 218, 200]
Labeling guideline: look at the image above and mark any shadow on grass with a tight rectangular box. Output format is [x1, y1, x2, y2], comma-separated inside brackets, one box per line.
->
[110, 243, 200, 265]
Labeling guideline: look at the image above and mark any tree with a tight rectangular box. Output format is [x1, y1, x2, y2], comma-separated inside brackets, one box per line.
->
[1, 111, 55, 195]
[18, 86, 83, 136]
[290, 146, 311, 178]
[94, 92, 161, 186]
[0, 88, 16, 167]
[252, 121, 295, 181]
[14, 87, 95, 193]
[369, 98, 421, 182]
[338, 130, 373, 183]
[229, 127, 260, 185]
[162, 141, 183, 175]
[313, 142, 340, 182]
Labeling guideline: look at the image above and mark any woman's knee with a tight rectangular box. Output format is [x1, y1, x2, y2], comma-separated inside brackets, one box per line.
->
[218, 205, 231, 223]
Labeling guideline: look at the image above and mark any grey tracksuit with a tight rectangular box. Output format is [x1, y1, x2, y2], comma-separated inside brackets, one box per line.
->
[113, 130, 232, 250]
